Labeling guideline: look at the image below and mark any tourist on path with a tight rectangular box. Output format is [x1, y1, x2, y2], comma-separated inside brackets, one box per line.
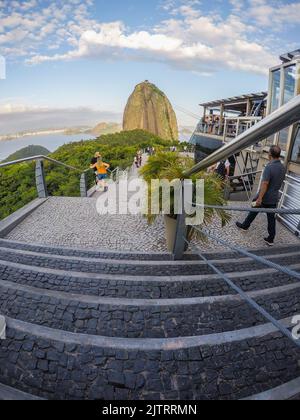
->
[91, 155, 110, 192]
[90, 152, 101, 184]
[236, 145, 286, 246]
[134, 154, 139, 168]
[138, 151, 143, 167]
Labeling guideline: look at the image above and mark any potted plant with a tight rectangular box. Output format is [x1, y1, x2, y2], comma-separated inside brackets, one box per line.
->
[140, 151, 230, 252]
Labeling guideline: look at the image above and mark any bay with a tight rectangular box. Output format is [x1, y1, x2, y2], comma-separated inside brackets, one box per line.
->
[0, 133, 96, 161]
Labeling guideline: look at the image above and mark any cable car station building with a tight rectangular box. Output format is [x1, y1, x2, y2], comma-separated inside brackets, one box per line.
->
[190, 49, 300, 236]
[260, 50, 300, 236]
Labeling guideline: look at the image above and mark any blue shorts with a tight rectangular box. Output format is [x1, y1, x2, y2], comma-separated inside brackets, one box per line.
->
[97, 174, 108, 181]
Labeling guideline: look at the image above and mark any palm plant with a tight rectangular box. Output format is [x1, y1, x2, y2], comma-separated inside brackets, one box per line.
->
[140, 151, 231, 234]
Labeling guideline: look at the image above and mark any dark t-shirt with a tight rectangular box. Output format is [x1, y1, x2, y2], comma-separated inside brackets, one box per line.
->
[262, 160, 286, 205]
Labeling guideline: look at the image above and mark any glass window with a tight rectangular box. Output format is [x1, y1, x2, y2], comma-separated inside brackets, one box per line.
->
[265, 134, 276, 147]
[283, 65, 296, 104]
[278, 127, 290, 151]
[291, 128, 300, 163]
[270, 69, 281, 112]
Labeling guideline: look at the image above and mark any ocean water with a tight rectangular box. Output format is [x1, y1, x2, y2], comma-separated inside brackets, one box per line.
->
[0, 133, 96, 161]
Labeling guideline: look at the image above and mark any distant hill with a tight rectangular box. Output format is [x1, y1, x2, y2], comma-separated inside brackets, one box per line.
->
[123, 81, 178, 141]
[90, 122, 122, 137]
[3, 145, 50, 162]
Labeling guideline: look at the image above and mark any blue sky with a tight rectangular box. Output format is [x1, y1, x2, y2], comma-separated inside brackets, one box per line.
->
[0, 0, 299, 133]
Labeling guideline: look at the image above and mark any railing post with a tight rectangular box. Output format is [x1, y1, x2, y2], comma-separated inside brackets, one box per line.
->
[35, 159, 48, 198]
[80, 172, 88, 198]
[173, 182, 188, 260]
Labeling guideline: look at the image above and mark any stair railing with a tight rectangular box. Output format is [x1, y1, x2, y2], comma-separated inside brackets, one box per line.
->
[179, 203, 300, 350]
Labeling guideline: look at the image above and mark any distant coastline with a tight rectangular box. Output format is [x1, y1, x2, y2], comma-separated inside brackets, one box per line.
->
[0, 127, 92, 142]
[0, 123, 192, 143]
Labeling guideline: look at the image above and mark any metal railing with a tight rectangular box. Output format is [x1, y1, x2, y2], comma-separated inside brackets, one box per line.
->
[224, 169, 263, 200]
[223, 116, 262, 141]
[180, 204, 300, 350]
[0, 154, 137, 205]
[185, 95, 300, 177]
[0, 155, 85, 172]
[0, 155, 90, 199]
[194, 117, 263, 140]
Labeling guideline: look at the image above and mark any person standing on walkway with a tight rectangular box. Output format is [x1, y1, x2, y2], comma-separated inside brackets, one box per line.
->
[236, 145, 286, 246]
[90, 152, 101, 184]
[93, 156, 110, 192]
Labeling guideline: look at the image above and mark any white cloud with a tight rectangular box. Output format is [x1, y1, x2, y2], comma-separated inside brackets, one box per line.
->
[0, 0, 297, 75]
[0, 0, 97, 57]
[247, 0, 300, 27]
[26, 6, 276, 75]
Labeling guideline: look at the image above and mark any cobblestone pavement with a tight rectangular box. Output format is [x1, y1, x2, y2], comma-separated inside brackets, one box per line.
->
[6, 196, 167, 252]
[191, 205, 300, 252]
[6, 155, 171, 252]
[6, 196, 299, 252]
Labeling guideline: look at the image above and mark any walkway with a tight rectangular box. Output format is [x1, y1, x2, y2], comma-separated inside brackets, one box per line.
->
[5, 195, 298, 253]
[4, 154, 299, 252]
[191, 203, 299, 252]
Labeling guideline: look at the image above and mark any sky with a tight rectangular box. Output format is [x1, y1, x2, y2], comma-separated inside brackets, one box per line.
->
[0, 0, 299, 134]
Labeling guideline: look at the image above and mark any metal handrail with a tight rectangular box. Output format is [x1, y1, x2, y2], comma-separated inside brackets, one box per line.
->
[185, 236, 300, 350]
[185, 94, 300, 176]
[0, 155, 93, 199]
[0, 155, 88, 173]
[181, 206, 300, 350]
[228, 170, 262, 181]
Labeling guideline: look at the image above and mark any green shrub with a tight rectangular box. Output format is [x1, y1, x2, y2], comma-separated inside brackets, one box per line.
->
[0, 130, 179, 220]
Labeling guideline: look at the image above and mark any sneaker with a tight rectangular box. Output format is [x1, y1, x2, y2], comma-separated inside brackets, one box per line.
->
[236, 222, 248, 232]
[264, 238, 274, 247]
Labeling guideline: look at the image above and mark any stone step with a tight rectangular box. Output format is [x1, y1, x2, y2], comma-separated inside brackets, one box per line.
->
[1, 239, 298, 262]
[202, 243, 300, 260]
[1, 259, 300, 299]
[0, 239, 177, 261]
[0, 279, 299, 338]
[1, 315, 299, 400]
[0, 247, 299, 277]
[244, 377, 300, 401]
[0, 382, 44, 400]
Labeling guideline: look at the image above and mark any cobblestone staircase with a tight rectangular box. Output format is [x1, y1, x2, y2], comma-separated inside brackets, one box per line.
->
[0, 238, 299, 400]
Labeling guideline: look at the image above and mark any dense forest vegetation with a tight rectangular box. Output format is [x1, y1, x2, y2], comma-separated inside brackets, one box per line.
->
[2, 145, 50, 162]
[0, 130, 180, 220]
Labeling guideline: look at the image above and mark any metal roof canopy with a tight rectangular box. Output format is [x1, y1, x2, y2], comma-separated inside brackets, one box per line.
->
[280, 49, 300, 63]
[200, 92, 268, 111]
